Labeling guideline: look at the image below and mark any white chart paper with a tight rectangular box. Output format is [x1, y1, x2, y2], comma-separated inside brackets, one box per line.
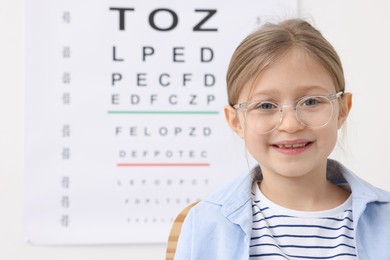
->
[24, 0, 297, 244]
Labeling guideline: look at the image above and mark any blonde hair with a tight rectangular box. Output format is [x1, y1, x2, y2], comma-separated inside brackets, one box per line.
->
[226, 19, 345, 106]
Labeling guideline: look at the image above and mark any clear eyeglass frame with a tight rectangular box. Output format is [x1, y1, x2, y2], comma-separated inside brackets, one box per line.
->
[233, 91, 344, 135]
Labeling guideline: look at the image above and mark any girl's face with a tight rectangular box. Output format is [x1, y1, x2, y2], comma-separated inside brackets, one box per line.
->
[225, 47, 352, 180]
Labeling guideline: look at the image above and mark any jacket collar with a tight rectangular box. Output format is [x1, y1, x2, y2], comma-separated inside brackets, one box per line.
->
[327, 159, 390, 203]
[203, 166, 257, 237]
[204, 159, 390, 237]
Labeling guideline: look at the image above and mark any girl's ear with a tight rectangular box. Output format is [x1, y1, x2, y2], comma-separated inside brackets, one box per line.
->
[224, 105, 245, 138]
[338, 92, 352, 128]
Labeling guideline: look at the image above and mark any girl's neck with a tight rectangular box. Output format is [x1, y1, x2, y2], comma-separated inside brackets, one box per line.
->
[258, 170, 350, 211]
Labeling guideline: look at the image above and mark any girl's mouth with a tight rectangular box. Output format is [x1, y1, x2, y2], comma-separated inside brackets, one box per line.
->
[274, 142, 311, 149]
[271, 141, 314, 155]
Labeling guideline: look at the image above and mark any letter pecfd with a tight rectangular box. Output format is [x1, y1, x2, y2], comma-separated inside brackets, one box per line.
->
[114, 126, 212, 137]
[111, 72, 215, 87]
[112, 73, 122, 86]
[204, 74, 215, 87]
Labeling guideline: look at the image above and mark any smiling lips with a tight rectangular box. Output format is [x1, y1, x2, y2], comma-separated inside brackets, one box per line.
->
[272, 140, 313, 155]
[275, 143, 309, 149]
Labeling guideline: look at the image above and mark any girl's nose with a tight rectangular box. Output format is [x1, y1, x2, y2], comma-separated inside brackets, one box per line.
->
[276, 106, 305, 133]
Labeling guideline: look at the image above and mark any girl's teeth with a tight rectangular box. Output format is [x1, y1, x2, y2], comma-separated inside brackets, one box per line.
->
[277, 143, 307, 148]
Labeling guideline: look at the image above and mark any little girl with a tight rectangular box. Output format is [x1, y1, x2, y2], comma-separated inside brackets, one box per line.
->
[174, 19, 390, 259]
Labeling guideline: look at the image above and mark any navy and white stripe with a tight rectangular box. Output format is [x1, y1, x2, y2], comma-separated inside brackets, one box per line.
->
[250, 182, 356, 259]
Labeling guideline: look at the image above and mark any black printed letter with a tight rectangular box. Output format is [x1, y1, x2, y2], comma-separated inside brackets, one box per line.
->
[109, 7, 135, 31]
[193, 9, 217, 32]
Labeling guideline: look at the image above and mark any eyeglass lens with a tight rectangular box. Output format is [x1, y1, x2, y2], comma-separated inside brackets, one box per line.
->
[244, 96, 334, 134]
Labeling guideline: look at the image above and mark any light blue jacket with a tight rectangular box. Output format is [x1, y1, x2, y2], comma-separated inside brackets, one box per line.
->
[175, 160, 390, 259]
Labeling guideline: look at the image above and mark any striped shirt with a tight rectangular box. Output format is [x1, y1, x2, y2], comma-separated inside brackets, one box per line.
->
[250, 182, 357, 259]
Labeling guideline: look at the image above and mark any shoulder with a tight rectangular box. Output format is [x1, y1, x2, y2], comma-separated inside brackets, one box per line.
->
[175, 179, 253, 260]
[326, 161, 390, 257]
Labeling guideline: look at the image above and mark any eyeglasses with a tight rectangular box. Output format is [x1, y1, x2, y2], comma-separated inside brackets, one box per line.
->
[233, 92, 343, 134]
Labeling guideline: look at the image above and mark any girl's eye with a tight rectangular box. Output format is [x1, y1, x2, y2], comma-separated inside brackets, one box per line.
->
[302, 98, 320, 106]
[255, 102, 277, 110]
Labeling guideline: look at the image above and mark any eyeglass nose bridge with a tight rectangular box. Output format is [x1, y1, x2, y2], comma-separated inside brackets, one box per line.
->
[276, 103, 304, 128]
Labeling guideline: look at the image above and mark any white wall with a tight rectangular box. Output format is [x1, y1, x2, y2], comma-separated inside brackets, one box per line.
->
[1, 0, 389, 259]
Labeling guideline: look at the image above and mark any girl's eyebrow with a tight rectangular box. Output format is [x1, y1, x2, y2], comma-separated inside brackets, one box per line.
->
[248, 89, 279, 100]
[249, 85, 333, 100]
[296, 85, 334, 93]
